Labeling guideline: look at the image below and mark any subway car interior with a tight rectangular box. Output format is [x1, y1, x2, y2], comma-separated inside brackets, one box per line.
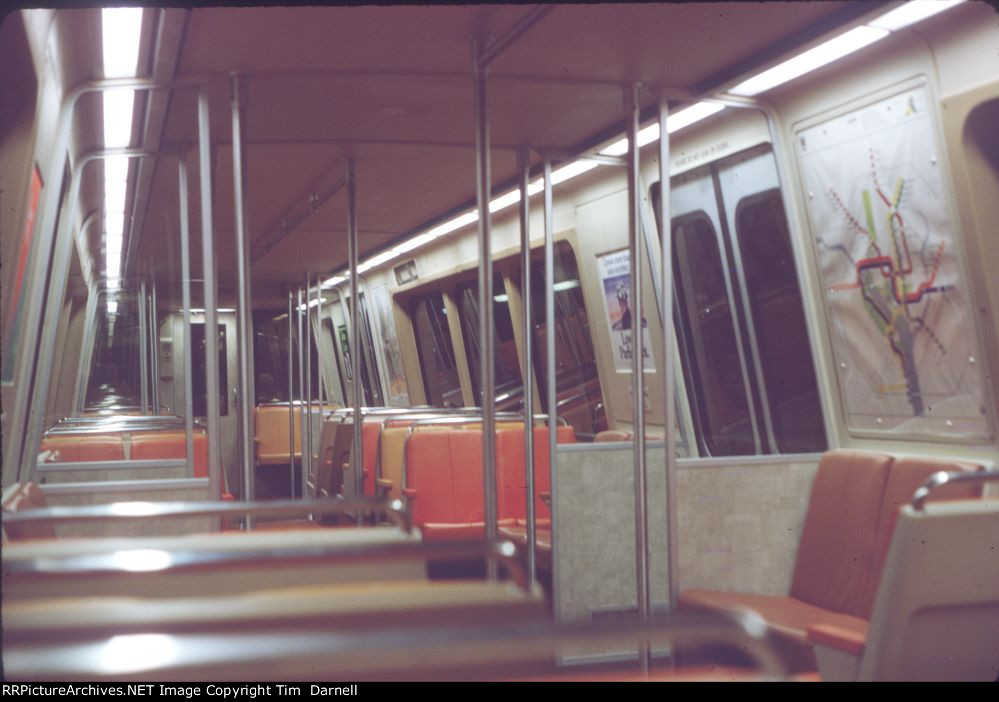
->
[2, 1, 998, 681]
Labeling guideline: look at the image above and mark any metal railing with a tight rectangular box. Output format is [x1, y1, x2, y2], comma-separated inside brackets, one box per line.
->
[911, 468, 999, 511]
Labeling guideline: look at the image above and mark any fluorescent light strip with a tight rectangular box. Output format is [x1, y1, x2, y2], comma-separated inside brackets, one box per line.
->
[298, 298, 327, 311]
[101, 8, 142, 292]
[103, 90, 135, 149]
[728, 25, 889, 96]
[323, 156, 604, 284]
[102, 8, 143, 79]
[599, 102, 727, 156]
[107, 301, 118, 315]
[869, 0, 964, 31]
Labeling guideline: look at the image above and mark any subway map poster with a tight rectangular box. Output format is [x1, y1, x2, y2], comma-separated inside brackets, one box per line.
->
[796, 86, 989, 439]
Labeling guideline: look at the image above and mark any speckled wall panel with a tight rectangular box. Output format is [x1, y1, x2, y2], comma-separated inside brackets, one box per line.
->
[554, 446, 820, 624]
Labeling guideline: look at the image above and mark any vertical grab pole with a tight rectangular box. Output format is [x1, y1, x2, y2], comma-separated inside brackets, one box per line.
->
[297, 285, 305, 499]
[304, 272, 313, 501]
[72, 286, 99, 414]
[150, 277, 160, 414]
[138, 278, 149, 415]
[287, 287, 296, 498]
[178, 161, 195, 479]
[626, 83, 651, 674]
[544, 158, 558, 604]
[658, 93, 680, 613]
[315, 278, 325, 421]
[345, 158, 363, 507]
[472, 38, 498, 581]
[231, 73, 256, 512]
[199, 86, 222, 500]
[518, 146, 537, 587]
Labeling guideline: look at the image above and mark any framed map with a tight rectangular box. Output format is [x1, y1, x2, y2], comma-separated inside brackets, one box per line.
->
[796, 85, 990, 440]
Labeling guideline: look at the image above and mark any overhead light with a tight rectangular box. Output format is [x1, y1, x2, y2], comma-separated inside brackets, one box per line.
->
[489, 190, 521, 213]
[599, 102, 727, 156]
[551, 160, 599, 185]
[103, 89, 136, 149]
[392, 233, 436, 255]
[868, 0, 964, 31]
[553, 279, 581, 292]
[315, 156, 605, 283]
[102, 8, 143, 79]
[493, 293, 509, 303]
[106, 277, 120, 291]
[297, 298, 327, 311]
[107, 301, 119, 315]
[728, 25, 889, 96]
[429, 210, 479, 238]
[361, 249, 399, 271]
[101, 8, 142, 291]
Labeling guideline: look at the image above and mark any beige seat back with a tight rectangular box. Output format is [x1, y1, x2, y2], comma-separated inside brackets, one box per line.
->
[859, 498, 999, 681]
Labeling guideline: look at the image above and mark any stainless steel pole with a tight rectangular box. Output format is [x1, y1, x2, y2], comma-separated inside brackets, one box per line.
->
[178, 161, 195, 479]
[544, 158, 558, 606]
[304, 271, 313, 501]
[518, 146, 537, 586]
[231, 73, 256, 511]
[472, 38, 498, 581]
[288, 287, 295, 498]
[625, 83, 650, 674]
[659, 94, 680, 612]
[150, 277, 160, 414]
[72, 288, 99, 414]
[345, 158, 363, 506]
[297, 285, 305, 500]
[199, 86, 222, 500]
[138, 278, 149, 415]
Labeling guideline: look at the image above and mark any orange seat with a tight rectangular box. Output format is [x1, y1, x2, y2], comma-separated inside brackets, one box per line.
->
[679, 450, 985, 670]
[131, 430, 209, 478]
[254, 404, 301, 466]
[39, 434, 125, 463]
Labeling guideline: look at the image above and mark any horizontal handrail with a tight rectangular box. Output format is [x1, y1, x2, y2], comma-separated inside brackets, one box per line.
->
[37, 458, 189, 472]
[911, 468, 999, 511]
[3, 496, 412, 533]
[2, 607, 786, 680]
[4, 537, 527, 591]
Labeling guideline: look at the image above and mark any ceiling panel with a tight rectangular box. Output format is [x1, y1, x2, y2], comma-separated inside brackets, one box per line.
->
[71, 3, 884, 296]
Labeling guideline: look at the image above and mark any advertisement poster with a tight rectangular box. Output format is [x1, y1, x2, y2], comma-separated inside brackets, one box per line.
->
[598, 249, 655, 372]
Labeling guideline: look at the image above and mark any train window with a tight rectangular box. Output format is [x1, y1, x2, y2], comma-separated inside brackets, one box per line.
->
[734, 190, 826, 453]
[323, 318, 348, 404]
[329, 294, 383, 407]
[522, 242, 605, 439]
[670, 210, 756, 456]
[191, 323, 228, 417]
[357, 294, 385, 406]
[652, 144, 827, 456]
[456, 278, 523, 410]
[410, 290, 462, 407]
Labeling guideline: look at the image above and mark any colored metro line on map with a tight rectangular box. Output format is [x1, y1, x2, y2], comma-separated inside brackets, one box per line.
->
[797, 87, 987, 438]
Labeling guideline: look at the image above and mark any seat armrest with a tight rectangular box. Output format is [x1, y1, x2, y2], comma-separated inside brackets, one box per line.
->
[807, 622, 867, 656]
[808, 622, 867, 682]
[401, 487, 417, 500]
